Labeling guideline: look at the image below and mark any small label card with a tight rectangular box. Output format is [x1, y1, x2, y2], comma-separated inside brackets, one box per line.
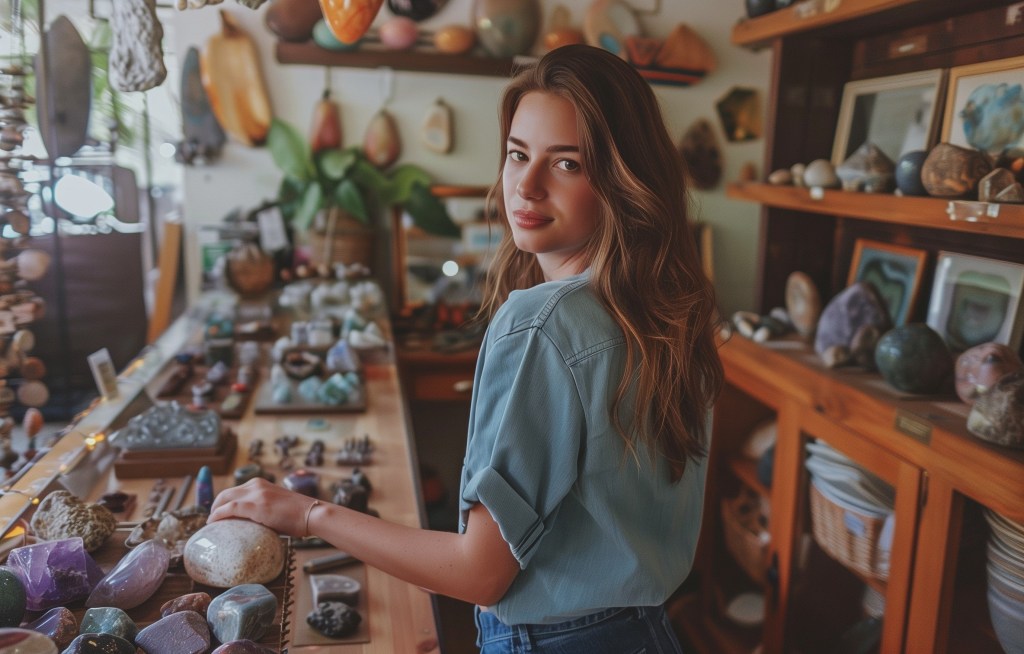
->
[88, 348, 120, 401]
[258, 206, 289, 252]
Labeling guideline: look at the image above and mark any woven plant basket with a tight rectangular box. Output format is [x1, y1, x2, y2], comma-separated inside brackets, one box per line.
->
[809, 482, 889, 581]
[307, 209, 375, 269]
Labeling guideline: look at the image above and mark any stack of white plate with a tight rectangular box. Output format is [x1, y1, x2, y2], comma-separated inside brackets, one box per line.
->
[805, 440, 896, 576]
[984, 509, 1024, 653]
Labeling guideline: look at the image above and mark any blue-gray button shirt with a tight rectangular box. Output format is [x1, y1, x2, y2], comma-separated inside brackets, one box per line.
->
[459, 271, 709, 625]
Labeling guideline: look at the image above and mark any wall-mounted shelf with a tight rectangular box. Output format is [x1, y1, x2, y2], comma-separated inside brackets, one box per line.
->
[726, 182, 1024, 240]
[275, 41, 522, 77]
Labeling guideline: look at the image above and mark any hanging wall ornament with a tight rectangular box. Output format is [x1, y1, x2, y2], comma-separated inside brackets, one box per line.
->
[363, 109, 401, 168]
[266, 0, 323, 43]
[200, 10, 273, 146]
[420, 98, 453, 154]
[310, 86, 343, 153]
[319, 0, 384, 44]
[177, 47, 226, 165]
[387, 0, 448, 21]
[35, 15, 91, 158]
[110, 0, 167, 92]
[678, 119, 722, 190]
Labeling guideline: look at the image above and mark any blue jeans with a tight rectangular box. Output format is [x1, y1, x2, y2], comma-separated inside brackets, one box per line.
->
[474, 605, 683, 654]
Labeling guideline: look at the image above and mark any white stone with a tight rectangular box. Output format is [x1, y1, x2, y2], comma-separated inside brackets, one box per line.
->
[183, 519, 285, 588]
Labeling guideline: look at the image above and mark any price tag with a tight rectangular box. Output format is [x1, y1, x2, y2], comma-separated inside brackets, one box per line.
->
[88, 348, 119, 401]
[257, 207, 289, 252]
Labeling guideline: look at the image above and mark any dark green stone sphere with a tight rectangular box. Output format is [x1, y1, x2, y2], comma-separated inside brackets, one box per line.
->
[875, 324, 953, 394]
[0, 566, 26, 628]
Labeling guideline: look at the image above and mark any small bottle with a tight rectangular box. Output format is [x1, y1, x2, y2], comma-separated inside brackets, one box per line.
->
[196, 465, 214, 511]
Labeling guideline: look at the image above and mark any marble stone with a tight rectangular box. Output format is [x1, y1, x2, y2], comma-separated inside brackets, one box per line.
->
[79, 608, 137, 643]
[0, 628, 57, 654]
[206, 584, 277, 644]
[874, 324, 953, 395]
[160, 592, 212, 618]
[968, 371, 1024, 448]
[86, 539, 171, 609]
[814, 283, 891, 368]
[23, 608, 75, 650]
[61, 633, 134, 654]
[29, 491, 116, 553]
[134, 611, 210, 654]
[6, 538, 103, 611]
[307, 601, 362, 638]
[955, 342, 1024, 404]
[211, 640, 278, 654]
[183, 520, 285, 588]
[0, 568, 25, 628]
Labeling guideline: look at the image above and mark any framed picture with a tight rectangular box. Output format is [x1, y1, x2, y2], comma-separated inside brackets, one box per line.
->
[926, 252, 1024, 353]
[941, 54, 1024, 155]
[847, 239, 927, 326]
[831, 69, 947, 166]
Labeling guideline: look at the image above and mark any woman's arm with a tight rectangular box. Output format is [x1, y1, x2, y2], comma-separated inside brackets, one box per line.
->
[209, 478, 520, 606]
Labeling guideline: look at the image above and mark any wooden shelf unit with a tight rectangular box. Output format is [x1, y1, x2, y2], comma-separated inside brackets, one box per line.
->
[275, 41, 521, 77]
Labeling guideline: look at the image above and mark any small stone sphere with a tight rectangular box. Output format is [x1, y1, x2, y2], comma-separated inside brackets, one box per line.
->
[875, 324, 953, 395]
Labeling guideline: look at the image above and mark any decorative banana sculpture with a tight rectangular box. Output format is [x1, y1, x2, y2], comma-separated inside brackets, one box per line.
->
[310, 88, 343, 153]
[319, 0, 384, 44]
[200, 10, 273, 146]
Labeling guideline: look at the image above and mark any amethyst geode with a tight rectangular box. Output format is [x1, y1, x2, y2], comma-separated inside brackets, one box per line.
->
[6, 538, 103, 611]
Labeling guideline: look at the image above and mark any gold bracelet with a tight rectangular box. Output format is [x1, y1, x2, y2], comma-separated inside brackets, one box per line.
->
[303, 499, 321, 538]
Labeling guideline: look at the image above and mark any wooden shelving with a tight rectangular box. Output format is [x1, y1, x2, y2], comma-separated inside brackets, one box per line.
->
[726, 182, 1024, 240]
[728, 457, 770, 498]
[275, 41, 522, 77]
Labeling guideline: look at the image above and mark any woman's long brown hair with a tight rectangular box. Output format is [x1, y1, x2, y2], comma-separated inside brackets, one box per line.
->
[480, 44, 723, 482]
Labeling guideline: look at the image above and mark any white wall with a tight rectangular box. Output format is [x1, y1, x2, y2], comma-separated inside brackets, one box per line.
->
[172, 0, 769, 316]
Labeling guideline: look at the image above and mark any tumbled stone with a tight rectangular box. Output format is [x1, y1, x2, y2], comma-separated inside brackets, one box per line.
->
[311, 574, 361, 606]
[24, 608, 75, 650]
[62, 632, 134, 654]
[160, 592, 212, 618]
[0, 567, 25, 628]
[0, 628, 57, 654]
[968, 371, 1024, 448]
[767, 168, 792, 185]
[135, 611, 209, 654]
[955, 342, 1024, 404]
[874, 324, 953, 394]
[184, 520, 285, 588]
[921, 143, 992, 198]
[814, 282, 891, 367]
[29, 491, 116, 553]
[307, 601, 361, 638]
[836, 142, 895, 192]
[79, 608, 137, 643]
[207, 584, 277, 644]
[86, 539, 171, 609]
[785, 272, 822, 338]
[211, 640, 277, 654]
[6, 538, 103, 611]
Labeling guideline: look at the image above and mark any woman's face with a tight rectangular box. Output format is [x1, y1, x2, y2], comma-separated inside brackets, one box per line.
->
[502, 91, 602, 281]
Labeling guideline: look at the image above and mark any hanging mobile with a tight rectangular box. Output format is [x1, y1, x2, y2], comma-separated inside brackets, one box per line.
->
[363, 68, 401, 168]
[310, 68, 343, 153]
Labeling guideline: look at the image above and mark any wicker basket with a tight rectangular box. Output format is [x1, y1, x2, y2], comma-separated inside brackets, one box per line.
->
[809, 482, 889, 581]
[721, 488, 771, 584]
[306, 210, 375, 269]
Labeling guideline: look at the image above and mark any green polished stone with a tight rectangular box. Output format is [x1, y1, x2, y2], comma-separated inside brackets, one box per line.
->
[80, 607, 138, 643]
[0, 567, 26, 628]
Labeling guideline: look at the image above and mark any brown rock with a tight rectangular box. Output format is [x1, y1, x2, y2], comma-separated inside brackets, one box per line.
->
[921, 143, 993, 198]
[968, 371, 1024, 448]
[30, 490, 116, 552]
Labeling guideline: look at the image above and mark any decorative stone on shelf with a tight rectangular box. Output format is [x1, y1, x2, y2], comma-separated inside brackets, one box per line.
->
[920, 143, 993, 199]
[803, 159, 840, 189]
[785, 271, 821, 339]
[836, 142, 895, 193]
[874, 324, 953, 395]
[967, 371, 1024, 448]
[894, 150, 928, 197]
[814, 282, 891, 369]
[955, 342, 1024, 405]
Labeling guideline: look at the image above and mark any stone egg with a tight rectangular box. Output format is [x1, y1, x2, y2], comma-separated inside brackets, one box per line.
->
[895, 150, 929, 196]
[183, 520, 285, 588]
[955, 342, 1024, 404]
[874, 324, 953, 395]
[379, 16, 419, 50]
[434, 24, 475, 54]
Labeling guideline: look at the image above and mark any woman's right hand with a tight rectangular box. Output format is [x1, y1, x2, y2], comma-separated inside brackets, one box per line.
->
[208, 477, 318, 537]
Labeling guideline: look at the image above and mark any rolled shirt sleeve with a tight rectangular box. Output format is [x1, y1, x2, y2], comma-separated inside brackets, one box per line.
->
[460, 325, 585, 569]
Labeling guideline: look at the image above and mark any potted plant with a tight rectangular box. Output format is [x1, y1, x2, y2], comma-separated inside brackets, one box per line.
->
[267, 118, 459, 272]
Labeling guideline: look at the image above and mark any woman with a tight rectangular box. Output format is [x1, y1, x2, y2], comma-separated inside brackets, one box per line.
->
[211, 44, 722, 653]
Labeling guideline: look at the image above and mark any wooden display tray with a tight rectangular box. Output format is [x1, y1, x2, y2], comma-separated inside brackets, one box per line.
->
[253, 364, 367, 415]
[113, 430, 238, 479]
[157, 365, 259, 420]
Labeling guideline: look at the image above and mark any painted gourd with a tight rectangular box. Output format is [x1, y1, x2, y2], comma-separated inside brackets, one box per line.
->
[319, 0, 384, 44]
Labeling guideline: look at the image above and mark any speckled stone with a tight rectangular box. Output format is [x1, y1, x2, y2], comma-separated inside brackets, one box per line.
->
[61, 632, 134, 654]
[23, 608, 75, 650]
[79, 608, 137, 643]
[306, 601, 361, 638]
[86, 539, 171, 609]
[160, 592, 212, 618]
[134, 611, 210, 654]
[968, 371, 1024, 448]
[183, 520, 285, 588]
[210, 640, 277, 654]
[207, 584, 277, 644]
[29, 491, 116, 553]
[0, 628, 57, 654]
[0, 568, 25, 628]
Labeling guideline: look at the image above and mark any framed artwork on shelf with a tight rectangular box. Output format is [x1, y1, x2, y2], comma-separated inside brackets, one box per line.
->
[941, 54, 1024, 155]
[831, 69, 947, 166]
[926, 252, 1024, 353]
[847, 239, 927, 326]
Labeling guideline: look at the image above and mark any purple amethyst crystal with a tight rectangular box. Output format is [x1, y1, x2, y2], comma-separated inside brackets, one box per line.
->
[25, 607, 77, 649]
[134, 610, 210, 654]
[86, 539, 171, 609]
[6, 538, 103, 611]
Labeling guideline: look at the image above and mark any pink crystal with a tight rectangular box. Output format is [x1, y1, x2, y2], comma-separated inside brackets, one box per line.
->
[86, 539, 171, 609]
[6, 538, 103, 611]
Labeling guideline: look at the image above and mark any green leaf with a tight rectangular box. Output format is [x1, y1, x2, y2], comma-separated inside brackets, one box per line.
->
[318, 148, 357, 181]
[293, 183, 324, 232]
[334, 179, 369, 223]
[384, 164, 433, 205]
[350, 159, 389, 197]
[267, 118, 313, 181]
[405, 183, 460, 237]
